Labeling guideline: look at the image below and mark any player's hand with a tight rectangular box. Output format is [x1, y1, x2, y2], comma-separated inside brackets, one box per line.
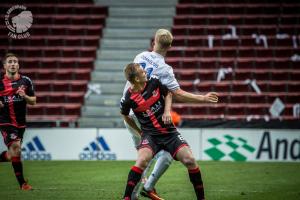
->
[0, 101, 3, 108]
[16, 86, 26, 97]
[204, 92, 218, 103]
[162, 112, 172, 124]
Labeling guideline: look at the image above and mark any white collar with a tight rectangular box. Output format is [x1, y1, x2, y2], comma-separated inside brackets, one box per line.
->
[151, 51, 164, 59]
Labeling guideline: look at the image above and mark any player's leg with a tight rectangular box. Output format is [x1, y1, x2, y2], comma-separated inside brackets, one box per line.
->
[140, 150, 171, 200]
[142, 150, 173, 191]
[175, 146, 205, 200]
[124, 117, 145, 199]
[0, 130, 11, 162]
[166, 133, 205, 200]
[124, 116, 163, 199]
[4, 127, 32, 190]
[9, 140, 27, 187]
[123, 147, 153, 200]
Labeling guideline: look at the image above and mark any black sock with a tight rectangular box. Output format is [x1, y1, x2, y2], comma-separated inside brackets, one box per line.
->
[0, 151, 9, 162]
[123, 166, 143, 199]
[11, 156, 25, 187]
[188, 167, 205, 200]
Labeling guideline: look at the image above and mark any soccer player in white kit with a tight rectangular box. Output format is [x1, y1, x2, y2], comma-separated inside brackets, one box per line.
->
[123, 29, 218, 200]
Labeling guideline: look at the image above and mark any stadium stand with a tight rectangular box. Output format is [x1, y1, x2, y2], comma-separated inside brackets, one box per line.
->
[77, 0, 178, 128]
[170, 0, 300, 128]
[1, 0, 299, 128]
[0, 0, 108, 127]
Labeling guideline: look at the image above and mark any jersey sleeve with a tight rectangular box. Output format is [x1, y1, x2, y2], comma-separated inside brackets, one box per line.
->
[24, 76, 35, 96]
[159, 67, 180, 92]
[120, 93, 131, 116]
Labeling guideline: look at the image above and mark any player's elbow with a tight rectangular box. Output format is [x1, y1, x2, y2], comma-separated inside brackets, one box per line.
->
[172, 89, 185, 101]
[28, 99, 37, 105]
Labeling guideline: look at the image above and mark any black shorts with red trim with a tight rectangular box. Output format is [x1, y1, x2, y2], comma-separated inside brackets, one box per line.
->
[137, 132, 189, 160]
[0, 126, 25, 147]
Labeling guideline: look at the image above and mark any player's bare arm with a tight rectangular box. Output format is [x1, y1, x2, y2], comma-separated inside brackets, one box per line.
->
[16, 87, 36, 105]
[122, 114, 142, 136]
[0, 100, 3, 108]
[172, 89, 218, 103]
[162, 92, 172, 124]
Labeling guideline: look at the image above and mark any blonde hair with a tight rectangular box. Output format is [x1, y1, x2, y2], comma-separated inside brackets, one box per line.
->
[124, 63, 139, 83]
[155, 29, 173, 49]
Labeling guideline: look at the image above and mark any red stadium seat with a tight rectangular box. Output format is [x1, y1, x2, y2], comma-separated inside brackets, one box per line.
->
[2, 1, 108, 126]
[169, 1, 300, 121]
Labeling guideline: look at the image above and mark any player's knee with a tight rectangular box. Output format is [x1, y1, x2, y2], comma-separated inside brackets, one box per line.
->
[9, 142, 21, 156]
[136, 157, 151, 170]
[182, 156, 197, 168]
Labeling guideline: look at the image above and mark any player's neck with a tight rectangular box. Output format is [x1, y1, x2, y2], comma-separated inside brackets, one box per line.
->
[153, 48, 167, 57]
[5, 72, 19, 80]
[131, 82, 146, 93]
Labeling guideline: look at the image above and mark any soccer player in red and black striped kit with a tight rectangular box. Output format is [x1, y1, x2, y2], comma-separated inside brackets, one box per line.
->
[0, 53, 36, 190]
[121, 63, 218, 200]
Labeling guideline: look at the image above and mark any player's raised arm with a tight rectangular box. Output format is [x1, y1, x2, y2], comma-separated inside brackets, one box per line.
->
[172, 89, 218, 103]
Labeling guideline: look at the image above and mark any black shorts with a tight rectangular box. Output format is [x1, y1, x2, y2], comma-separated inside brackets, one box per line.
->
[137, 132, 189, 160]
[0, 126, 25, 147]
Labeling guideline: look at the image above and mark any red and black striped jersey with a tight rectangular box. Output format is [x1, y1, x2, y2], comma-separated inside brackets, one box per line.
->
[0, 74, 35, 128]
[120, 76, 177, 135]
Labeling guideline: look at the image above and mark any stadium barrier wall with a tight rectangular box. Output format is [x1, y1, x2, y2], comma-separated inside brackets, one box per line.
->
[0, 128, 299, 162]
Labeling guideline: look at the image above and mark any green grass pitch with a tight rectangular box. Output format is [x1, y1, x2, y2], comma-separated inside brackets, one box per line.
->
[1, 161, 300, 200]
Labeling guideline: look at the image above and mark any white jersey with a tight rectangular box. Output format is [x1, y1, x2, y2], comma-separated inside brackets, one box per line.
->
[123, 51, 180, 96]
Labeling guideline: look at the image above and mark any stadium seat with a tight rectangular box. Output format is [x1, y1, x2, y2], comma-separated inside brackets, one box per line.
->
[1, 1, 108, 126]
[170, 1, 300, 121]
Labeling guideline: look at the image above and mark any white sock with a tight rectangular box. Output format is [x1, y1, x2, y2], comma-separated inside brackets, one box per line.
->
[144, 150, 173, 191]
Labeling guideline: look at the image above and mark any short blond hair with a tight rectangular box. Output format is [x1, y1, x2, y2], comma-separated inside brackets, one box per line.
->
[155, 29, 173, 49]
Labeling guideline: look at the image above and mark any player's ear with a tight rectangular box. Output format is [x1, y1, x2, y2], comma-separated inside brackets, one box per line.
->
[134, 76, 139, 83]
